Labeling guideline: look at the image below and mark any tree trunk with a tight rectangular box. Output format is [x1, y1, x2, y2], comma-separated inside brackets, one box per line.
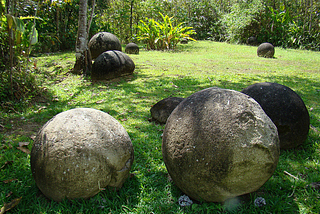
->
[73, 0, 91, 75]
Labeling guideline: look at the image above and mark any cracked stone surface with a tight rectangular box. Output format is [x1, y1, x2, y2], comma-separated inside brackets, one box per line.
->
[162, 88, 280, 202]
[31, 108, 134, 201]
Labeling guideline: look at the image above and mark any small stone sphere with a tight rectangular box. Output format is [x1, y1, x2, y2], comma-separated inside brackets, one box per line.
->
[241, 82, 310, 150]
[257, 42, 275, 58]
[88, 32, 122, 59]
[30, 108, 134, 201]
[125, 43, 139, 54]
[162, 88, 280, 202]
[150, 97, 185, 124]
[91, 50, 135, 81]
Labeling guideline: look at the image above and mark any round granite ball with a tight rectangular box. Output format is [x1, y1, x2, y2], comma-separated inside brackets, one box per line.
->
[88, 32, 122, 59]
[241, 82, 310, 150]
[257, 42, 275, 58]
[150, 97, 185, 124]
[125, 43, 139, 54]
[162, 88, 280, 202]
[30, 108, 134, 201]
[91, 50, 135, 81]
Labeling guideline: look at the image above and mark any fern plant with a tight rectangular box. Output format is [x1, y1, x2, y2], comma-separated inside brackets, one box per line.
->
[136, 13, 196, 50]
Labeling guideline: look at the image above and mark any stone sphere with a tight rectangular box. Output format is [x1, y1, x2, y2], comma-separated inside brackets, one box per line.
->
[30, 108, 134, 202]
[91, 50, 135, 81]
[88, 32, 122, 59]
[247, 36, 258, 46]
[257, 42, 275, 58]
[125, 43, 139, 54]
[162, 88, 280, 202]
[241, 82, 310, 150]
[150, 97, 185, 124]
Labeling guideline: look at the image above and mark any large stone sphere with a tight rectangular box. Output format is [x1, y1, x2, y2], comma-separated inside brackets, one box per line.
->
[162, 88, 280, 202]
[30, 108, 134, 202]
[241, 82, 310, 150]
[91, 50, 135, 81]
[150, 97, 185, 124]
[88, 32, 122, 59]
[125, 43, 139, 54]
[257, 42, 275, 58]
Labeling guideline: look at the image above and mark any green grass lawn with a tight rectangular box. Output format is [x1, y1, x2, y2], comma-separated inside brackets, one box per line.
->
[1, 41, 320, 213]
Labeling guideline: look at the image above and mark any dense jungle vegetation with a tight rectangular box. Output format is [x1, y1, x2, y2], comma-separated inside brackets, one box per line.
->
[0, 0, 319, 108]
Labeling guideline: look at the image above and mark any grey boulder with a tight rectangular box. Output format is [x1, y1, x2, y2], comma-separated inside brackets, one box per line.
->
[30, 108, 134, 201]
[162, 87, 280, 202]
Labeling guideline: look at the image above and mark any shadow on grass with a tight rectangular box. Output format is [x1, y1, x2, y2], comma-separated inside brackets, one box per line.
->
[1, 66, 319, 213]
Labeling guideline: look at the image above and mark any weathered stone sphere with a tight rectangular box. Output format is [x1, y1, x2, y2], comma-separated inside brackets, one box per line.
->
[241, 82, 310, 150]
[247, 36, 258, 46]
[162, 88, 280, 202]
[125, 43, 139, 54]
[88, 32, 122, 59]
[91, 50, 135, 81]
[150, 97, 184, 124]
[30, 108, 134, 202]
[257, 42, 275, 58]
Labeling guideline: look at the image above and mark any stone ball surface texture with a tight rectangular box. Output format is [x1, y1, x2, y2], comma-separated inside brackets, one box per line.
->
[88, 32, 122, 59]
[241, 82, 310, 150]
[125, 43, 139, 54]
[30, 108, 134, 202]
[150, 97, 185, 124]
[91, 50, 135, 81]
[162, 88, 280, 202]
[257, 42, 275, 58]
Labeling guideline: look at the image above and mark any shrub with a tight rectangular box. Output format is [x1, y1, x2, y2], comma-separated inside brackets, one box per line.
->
[136, 13, 196, 50]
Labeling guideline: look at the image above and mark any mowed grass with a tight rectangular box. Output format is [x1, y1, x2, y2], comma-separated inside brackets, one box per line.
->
[0, 41, 319, 213]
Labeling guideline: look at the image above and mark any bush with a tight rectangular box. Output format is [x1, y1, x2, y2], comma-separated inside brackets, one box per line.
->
[221, 0, 263, 44]
[136, 13, 196, 50]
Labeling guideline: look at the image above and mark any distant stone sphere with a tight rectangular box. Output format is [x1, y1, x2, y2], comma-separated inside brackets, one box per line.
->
[162, 88, 280, 202]
[257, 42, 275, 58]
[150, 97, 185, 124]
[91, 50, 135, 81]
[88, 32, 122, 59]
[30, 108, 134, 202]
[241, 82, 310, 150]
[125, 43, 139, 54]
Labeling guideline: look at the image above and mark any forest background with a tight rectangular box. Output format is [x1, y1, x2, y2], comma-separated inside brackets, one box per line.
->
[0, 0, 319, 107]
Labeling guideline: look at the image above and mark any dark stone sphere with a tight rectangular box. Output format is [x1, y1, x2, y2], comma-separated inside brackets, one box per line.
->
[88, 32, 122, 59]
[150, 97, 185, 124]
[180, 38, 188, 44]
[125, 43, 139, 54]
[247, 36, 258, 46]
[91, 50, 135, 81]
[241, 82, 310, 150]
[257, 42, 275, 58]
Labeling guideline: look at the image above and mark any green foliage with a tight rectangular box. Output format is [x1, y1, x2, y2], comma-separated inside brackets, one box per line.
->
[136, 13, 196, 50]
[221, 0, 263, 44]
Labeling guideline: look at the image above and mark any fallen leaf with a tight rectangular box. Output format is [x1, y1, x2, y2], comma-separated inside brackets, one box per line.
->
[18, 142, 29, 147]
[17, 147, 30, 154]
[96, 100, 105, 104]
[120, 118, 127, 121]
[6, 192, 13, 198]
[0, 197, 22, 214]
[3, 178, 17, 184]
[0, 161, 13, 170]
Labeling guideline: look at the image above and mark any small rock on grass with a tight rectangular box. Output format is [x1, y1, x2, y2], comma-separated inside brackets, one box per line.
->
[254, 197, 266, 207]
[178, 195, 193, 207]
